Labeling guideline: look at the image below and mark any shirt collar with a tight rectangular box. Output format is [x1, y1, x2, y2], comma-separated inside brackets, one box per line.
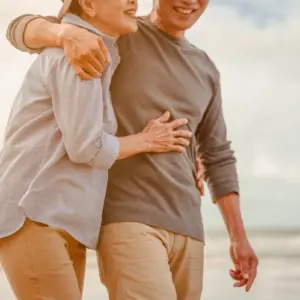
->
[61, 14, 117, 48]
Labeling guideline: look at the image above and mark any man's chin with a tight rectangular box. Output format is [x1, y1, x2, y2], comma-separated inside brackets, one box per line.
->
[171, 21, 194, 32]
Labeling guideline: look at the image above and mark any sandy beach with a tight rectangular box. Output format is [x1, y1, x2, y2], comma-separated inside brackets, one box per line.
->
[1, 230, 299, 300]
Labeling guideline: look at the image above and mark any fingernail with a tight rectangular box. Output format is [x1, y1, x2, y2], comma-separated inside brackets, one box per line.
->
[243, 274, 249, 279]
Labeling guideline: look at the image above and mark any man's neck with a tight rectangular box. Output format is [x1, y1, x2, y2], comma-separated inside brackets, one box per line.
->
[149, 10, 185, 39]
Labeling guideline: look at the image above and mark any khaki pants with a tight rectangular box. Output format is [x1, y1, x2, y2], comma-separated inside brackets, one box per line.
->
[97, 222, 204, 300]
[0, 219, 86, 300]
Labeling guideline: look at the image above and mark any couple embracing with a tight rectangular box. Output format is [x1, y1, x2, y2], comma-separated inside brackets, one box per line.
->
[0, 0, 258, 299]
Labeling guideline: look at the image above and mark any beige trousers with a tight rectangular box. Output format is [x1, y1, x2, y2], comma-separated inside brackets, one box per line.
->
[0, 219, 86, 300]
[97, 222, 204, 300]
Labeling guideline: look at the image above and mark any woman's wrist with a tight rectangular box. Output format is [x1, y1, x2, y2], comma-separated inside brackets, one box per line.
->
[132, 132, 151, 153]
[116, 133, 150, 160]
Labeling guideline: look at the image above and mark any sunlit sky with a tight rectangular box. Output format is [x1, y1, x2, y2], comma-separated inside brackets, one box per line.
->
[0, 0, 299, 229]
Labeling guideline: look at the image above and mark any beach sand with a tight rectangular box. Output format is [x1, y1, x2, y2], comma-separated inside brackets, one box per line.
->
[1, 231, 299, 300]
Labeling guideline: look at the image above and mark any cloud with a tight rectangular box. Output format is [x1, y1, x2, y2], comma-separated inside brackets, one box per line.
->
[212, 0, 296, 24]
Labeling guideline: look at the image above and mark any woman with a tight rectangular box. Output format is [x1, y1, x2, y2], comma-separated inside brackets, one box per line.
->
[0, 1, 192, 299]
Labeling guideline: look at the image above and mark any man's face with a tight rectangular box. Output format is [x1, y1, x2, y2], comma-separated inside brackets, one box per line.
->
[155, 0, 208, 32]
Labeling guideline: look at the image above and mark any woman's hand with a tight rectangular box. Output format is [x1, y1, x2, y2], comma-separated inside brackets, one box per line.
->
[142, 111, 192, 153]
[58, 24, 110, 80]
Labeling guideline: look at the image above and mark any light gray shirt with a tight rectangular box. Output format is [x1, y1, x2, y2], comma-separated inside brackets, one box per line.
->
[0, 14, 120, 249]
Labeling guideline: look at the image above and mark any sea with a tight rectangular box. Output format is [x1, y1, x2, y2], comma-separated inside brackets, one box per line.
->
[1, 230, 299, 300]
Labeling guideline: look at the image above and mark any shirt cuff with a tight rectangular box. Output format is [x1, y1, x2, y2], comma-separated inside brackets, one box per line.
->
[92, 133, 119, 170]
[12, 15, 43, 54]
[206, 164, 240, 203]
[210, 184, 240, 203]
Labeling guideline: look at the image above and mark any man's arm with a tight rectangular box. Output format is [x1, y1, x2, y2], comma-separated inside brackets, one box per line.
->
[196, 70, 258, 291]
[196, 71, 239, 204]
[6, 14, 60, 53]
[6, 14, 109, 79]
[196, 72, 243, 234]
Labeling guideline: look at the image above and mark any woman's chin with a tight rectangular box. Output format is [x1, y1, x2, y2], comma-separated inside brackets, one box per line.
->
[120, 20, 138, 35]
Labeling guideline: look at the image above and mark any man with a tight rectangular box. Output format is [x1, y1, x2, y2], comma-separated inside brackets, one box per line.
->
[7, 0, 258, 299]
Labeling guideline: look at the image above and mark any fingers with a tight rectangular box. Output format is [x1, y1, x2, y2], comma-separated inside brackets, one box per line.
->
[196, 158, 205, 178]
[230, 269, 243, 280]
[246, 261, 258, 292]
[144, 115, 192, 153]
[168, 145, 185, 153]
[196, 157, 205, 195]
[230, 269, 247, 288]
[234, 278, 247, 288]
[71, 58, 103, 80]
[80, 61, 103, 78]
[196, 158, 201, 180]
[174, 137, 190, 147]
[240, 257, 251, 281]
[169, 118, 188, 129]
[86, 52, 105, 75]
[98, 38, 110, 64]
[155, 111, 171, 123]
[230, 260, 258, 292]
[74, 66, 93, 80]
[197, 181, 205, 196]
[173, 129, 193, 138]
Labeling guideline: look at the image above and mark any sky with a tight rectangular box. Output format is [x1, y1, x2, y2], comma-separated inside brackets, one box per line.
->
[0, 0, 299, 230]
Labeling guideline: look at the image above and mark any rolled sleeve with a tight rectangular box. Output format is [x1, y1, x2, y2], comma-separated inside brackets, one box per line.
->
[203, 155, 239, 202]
[196, 71, 239, 203]
[6, 14, 59, 54]
[90, 133, 120, 169]
[44, 48, 119, 170]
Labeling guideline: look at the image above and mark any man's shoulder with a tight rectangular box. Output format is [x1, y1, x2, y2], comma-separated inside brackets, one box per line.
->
[188, 44, 219, 74]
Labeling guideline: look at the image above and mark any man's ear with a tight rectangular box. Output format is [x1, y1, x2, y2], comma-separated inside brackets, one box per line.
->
[79, 0, 96, 17]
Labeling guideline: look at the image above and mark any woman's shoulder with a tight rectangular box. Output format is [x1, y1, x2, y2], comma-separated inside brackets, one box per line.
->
[39, 47, 65, 61]
[37, 47, 73, 73]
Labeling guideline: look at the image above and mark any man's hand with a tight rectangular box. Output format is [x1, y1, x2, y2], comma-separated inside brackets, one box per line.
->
[229, 238, 258, 292]
[216, 194, 258, 292]
[196, 157, 205, 195]
[57, 24, 110, 80]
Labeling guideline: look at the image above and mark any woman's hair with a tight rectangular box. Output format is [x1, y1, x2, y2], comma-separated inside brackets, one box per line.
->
[68, 0, 83, 16]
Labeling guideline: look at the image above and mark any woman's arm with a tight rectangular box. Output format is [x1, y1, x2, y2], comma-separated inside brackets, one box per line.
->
[45, 50, 191, 169]
[6, 14, 109, 79]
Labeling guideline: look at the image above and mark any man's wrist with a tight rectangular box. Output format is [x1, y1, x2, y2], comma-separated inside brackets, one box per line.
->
[229, 225, 247, 242]
[56, 24, 76, 48]
[216, 193, 247, 241]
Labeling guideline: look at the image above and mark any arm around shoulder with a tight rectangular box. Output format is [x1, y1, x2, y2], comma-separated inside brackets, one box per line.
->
[6, 14, 60, 53]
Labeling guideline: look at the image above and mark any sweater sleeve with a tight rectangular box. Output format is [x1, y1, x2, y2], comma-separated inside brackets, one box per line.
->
[6, 14, 59, 54]
[195, 70, 239, 202]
